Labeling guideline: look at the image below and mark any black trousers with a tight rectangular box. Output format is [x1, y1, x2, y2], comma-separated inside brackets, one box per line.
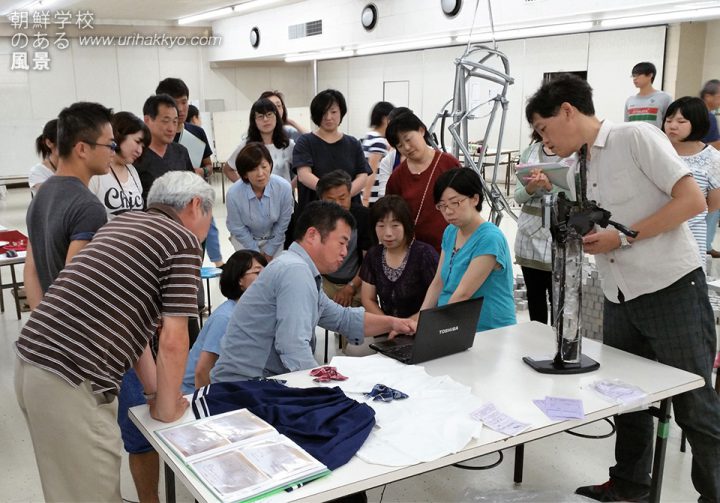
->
[521, 266, 553, 325]
[605, 268, 720, 500]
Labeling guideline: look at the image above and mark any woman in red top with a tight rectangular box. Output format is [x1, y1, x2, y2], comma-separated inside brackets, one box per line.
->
[384, 111, 460, 251]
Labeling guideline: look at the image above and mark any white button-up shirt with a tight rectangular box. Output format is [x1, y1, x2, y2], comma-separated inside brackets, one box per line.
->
[585, 120, 701, 302]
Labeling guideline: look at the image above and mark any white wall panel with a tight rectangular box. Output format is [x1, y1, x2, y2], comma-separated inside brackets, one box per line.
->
[72, 43, 121, 110]
[116, 46, 161, 115]
[587, 26, 667, 124]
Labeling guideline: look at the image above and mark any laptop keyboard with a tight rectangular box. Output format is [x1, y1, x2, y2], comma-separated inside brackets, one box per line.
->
[382, 345, 413, 362]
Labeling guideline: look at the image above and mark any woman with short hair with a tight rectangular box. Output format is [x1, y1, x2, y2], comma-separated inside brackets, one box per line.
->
[182, 250, 268, 393]
[360, 195, 438, 318]
[226, 142, 294, 262]
[293, 89, 370, 212]
[420, 168, 516, 331]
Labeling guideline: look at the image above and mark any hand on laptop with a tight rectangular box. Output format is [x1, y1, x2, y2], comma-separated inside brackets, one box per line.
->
[388, 317, 417, 340]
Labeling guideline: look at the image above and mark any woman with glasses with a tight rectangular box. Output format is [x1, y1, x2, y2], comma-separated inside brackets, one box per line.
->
[226, 142, 294, 262]
[259, 90, 307, 142]
[420, 168, 516, 331]
[89, 112, 148, 218]
[223, 97, 296, 186]
[182, 250, 268, 393]
[384, 111, 461, 252]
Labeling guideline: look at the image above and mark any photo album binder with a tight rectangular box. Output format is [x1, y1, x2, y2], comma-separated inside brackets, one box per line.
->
[157, 408, 329, 502]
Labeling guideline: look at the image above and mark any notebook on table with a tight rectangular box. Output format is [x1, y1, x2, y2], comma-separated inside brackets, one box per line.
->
[370, 297, 484, 364]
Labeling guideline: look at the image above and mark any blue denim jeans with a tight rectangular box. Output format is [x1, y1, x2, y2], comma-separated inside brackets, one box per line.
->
[205, 217, 222, 263]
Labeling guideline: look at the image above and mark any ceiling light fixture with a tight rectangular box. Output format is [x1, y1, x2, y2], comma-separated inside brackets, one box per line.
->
[355, 36, 452, 56]
[456, 21, 594, 43]
[284, 49, 355, 63]
[600, 7, 720, 28]
[233, 0, 288, 15]
[178, 6, 233, 25]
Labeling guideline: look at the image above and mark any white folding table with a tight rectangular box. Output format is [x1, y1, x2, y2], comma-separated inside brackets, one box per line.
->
[130, 321, 704, 503]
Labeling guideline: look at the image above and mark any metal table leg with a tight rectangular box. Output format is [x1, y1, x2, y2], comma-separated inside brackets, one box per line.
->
[10, 263, 22, 319]
[648, 397, 672, 503]
[164, 462, 176, 503]
[513, 444, 525, 483]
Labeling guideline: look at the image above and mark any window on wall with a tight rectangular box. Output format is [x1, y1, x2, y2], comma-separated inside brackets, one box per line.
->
[543, 71, 588, 84]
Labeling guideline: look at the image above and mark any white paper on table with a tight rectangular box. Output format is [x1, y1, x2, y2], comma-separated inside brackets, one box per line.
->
[534, 396, 584, 420]
[470, 403, 531, 436]
[591, 379, 649, 412]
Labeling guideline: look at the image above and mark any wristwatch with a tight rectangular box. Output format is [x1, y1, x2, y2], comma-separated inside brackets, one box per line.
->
[618, 231, 632, 249]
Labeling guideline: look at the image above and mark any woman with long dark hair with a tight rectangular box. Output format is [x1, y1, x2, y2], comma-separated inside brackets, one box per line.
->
[223, 97, 295, 186]
[384, 111, 461, 252]
[259, 89, 307, 141]
[29, 119, 59, 195]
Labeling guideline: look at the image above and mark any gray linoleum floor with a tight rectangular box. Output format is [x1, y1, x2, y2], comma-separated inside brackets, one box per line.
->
[0, 177, 705, 502]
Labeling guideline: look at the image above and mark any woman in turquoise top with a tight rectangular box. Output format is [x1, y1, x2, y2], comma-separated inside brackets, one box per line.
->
[420, 168, 516, 331]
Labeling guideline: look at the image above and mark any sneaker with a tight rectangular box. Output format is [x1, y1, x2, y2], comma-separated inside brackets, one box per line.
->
[575, 480, 649, 502]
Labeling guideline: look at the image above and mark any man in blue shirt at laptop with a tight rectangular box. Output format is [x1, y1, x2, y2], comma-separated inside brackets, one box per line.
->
[212, 201, 416, 381]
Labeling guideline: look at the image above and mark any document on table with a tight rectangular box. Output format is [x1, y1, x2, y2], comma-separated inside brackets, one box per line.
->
[533, 396, 584, 420]
[591, 379, 648, 408]
[470, 403, 531, 436]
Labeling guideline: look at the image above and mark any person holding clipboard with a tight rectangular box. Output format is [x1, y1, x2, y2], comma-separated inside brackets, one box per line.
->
[513, 131, 576, 324]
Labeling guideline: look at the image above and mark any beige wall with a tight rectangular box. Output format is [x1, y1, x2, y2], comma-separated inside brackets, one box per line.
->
[0, 38, 313, 178]
[673, 22, 707, 99]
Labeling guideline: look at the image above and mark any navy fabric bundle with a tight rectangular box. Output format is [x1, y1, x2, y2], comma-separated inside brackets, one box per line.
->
[192, 380, 375, 470]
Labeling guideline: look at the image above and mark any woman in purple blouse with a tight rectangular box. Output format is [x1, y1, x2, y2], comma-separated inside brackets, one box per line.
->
[360, 195, 439, 318]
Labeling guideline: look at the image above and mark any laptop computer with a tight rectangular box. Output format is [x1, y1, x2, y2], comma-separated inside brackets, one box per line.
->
[369, 297, 484, 364]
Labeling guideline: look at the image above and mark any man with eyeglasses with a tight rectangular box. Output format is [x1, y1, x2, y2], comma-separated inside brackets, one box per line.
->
[134, 93, 195, 202]
[23, 101, 113, 309]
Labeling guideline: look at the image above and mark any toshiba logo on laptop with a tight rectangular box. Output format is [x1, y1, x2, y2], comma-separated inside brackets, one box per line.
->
[439, 326, 459, 335]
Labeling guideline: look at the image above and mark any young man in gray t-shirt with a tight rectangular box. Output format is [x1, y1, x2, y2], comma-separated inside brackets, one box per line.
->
[24, 102, 112, 308]
[623, 61, 672, 129]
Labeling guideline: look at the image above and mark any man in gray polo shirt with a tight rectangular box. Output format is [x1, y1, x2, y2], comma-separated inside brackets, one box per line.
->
[527, 73, 720, 503]
[212, 200, 415, 382]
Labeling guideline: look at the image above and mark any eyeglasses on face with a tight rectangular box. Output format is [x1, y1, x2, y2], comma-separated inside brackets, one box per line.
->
[255, 112, 276, 121]
[83, 140, 119, 152]
[435, 197, 468, 212]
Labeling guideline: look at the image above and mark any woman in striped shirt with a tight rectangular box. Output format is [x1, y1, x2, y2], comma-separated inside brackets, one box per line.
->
[662, 96, 720, 270]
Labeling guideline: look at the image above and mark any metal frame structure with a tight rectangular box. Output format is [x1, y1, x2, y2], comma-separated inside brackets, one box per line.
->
[427, 44, 516, 225]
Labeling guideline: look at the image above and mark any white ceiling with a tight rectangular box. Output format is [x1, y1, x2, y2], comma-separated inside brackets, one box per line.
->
[0, 0, 242, 24]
